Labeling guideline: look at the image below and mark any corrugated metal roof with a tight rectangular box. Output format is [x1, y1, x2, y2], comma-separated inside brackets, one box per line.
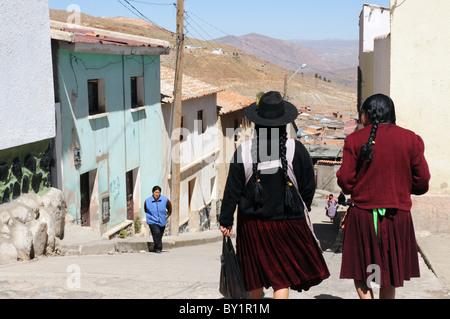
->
[304, 143, 343, 159]
[217, 90, 254, 115]
[50, 20, 169, 50]
[64, 27, 165, 48]
[160, 66, 223, 102]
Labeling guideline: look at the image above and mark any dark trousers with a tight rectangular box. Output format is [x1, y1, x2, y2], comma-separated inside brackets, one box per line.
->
[148, 224, 165, 252]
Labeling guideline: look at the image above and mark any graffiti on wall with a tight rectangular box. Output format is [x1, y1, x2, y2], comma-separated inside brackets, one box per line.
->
[109, 176, 120, 201]
[0, 145, 52, 203]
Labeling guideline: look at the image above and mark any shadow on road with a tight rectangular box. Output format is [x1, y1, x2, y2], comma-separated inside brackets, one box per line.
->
[314, 293, 343, 299]
[313, 222, 339, 252]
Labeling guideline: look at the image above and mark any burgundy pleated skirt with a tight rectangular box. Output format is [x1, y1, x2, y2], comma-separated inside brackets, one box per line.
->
[236, 213, 330, 292]
[340, 205, 420, 287]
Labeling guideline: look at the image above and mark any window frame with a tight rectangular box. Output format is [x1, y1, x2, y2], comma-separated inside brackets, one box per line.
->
[130, 76, 144, 109]
[87, 78, 106, 116]
[197, 109, 205, 134]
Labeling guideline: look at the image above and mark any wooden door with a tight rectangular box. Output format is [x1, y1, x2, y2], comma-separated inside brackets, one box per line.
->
[126, 171, 134, 220]
[80, 172, 90, 226]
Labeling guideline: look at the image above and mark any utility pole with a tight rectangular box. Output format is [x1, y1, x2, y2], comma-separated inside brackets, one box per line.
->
[170, 0, 184, 236]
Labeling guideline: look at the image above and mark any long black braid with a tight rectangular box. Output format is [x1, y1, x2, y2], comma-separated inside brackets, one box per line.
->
[279, 130, 294, 208]
[359, 94, 396, 162]
[360, 116, 379, 162]
[250, 128, 264, 206]
[249, 126, 294, 208]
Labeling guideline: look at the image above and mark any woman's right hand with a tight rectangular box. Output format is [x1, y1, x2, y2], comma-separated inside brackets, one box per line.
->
[219, 225, 233, 237]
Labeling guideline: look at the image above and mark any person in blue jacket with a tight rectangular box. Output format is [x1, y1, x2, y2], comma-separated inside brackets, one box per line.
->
[144, 186, 172, 253]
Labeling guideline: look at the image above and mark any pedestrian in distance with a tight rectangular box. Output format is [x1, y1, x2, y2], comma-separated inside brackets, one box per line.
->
[337, 93, 430, 299]
[219, 91, 330, 299]
[326, 194, 337, 223]
[144, 186, 172, 253]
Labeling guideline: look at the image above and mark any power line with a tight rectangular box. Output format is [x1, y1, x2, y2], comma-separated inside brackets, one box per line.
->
[128, 0, 174, 5]
[183, 11, 303, 84]
[183, 11, 290, 82]
[116, 0, 163, 30]
[183, 14, 242, 77]
[115, 1, 351, 84]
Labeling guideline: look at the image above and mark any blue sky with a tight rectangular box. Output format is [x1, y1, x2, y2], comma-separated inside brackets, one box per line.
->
[49, 0, 390, 40]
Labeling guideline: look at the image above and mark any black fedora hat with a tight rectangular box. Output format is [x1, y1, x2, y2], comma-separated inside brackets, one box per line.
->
[245, 91, 298, 127]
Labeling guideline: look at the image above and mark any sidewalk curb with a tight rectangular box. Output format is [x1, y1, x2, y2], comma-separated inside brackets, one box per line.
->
[58, 231, 224, 256]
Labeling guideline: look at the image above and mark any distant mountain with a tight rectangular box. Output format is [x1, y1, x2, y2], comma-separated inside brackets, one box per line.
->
[214, 33, 357, 87]
[289, 39, 359, 67]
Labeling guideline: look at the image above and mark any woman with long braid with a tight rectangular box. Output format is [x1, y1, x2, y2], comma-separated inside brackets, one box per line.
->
[219, 91, 329, 299]
[337, 94, 430, 299]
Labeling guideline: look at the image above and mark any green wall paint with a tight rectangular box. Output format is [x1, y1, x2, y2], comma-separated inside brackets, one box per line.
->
[57, 49, 164, 231]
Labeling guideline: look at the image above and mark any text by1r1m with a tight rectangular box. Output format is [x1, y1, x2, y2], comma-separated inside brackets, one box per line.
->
[179, 302, 270, 316]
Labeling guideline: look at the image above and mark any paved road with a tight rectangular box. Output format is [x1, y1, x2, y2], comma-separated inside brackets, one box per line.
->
[0, 197, 448, 300]
[0, 240, 446, 299]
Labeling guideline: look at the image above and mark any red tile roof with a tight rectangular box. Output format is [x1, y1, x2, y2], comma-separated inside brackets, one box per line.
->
[217, 90, 254, 115]
[160, 66, 223, 102]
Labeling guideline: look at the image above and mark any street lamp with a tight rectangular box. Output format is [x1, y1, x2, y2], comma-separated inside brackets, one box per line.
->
[283, 63, 307, 99]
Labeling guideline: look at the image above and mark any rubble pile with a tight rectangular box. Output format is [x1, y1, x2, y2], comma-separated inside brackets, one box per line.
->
[0, 188, 66, 264]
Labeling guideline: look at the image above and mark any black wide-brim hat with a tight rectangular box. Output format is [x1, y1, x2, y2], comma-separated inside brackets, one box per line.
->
[245, 91, 298, 127]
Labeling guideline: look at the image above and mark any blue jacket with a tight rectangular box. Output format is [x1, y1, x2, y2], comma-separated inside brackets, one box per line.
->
[145, 195, 169, 227]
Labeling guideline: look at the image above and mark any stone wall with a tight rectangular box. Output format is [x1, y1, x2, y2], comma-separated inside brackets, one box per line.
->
[0, 188, 66, 264]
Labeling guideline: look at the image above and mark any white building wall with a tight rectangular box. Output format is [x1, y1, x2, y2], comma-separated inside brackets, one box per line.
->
[359, 4, 390, 102]
[373, 33, 391, 96]
[360, 4, 390, 53]
[390, 0, 450, 195]
[180, 95, 219, 166]
[162, 94, 220, 230]
[0, 0, 55, 150]
[178, 94, 219, 229]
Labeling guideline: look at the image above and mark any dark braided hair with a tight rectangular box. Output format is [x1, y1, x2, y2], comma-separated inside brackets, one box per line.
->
[250, 125, 294, 208]
[279, 129, 294, 208]
[359, 94, 396, 162]
[250, 128, 263, 206]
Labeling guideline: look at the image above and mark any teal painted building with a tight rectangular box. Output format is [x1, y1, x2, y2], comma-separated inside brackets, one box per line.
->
[50, 21, 170, 235]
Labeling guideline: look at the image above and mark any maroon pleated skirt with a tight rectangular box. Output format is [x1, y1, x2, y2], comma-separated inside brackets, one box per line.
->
[236, 213, 330, 292]
[340, 205, 420, 287]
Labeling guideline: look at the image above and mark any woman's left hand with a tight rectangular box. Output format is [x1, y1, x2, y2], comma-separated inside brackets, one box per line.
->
[219, 225, 233, 237]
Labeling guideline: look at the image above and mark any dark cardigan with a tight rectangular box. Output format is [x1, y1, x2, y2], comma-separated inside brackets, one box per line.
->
[219, 139, 315, 227]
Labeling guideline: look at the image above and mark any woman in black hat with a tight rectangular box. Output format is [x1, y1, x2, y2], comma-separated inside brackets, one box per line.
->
[219, 91, 329, 299]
